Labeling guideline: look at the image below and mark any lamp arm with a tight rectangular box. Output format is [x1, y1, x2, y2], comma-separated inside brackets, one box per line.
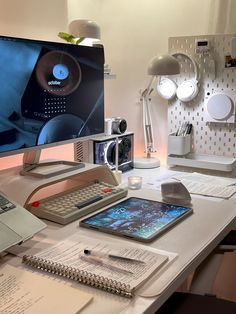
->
[141, 76, 155, 98]
[141, 76, 156, 157]
[142, 97, 148, 152]
[146, 97, 156, 156]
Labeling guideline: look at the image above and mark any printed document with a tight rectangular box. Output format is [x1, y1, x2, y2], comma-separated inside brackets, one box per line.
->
[0, 264, 92, 314]
[174, 172, 236, 198]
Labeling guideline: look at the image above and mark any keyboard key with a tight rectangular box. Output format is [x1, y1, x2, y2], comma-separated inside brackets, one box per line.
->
[0, 195, 16, 214]
[76, 196, 103, 209]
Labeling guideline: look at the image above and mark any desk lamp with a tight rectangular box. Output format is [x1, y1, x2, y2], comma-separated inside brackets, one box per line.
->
[58, 19, 101, 46]
[134, 54, 180, 169]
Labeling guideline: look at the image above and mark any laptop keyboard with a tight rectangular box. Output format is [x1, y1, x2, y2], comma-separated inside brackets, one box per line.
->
[0, 195, 16, 214]
[28, 181, 128, 225]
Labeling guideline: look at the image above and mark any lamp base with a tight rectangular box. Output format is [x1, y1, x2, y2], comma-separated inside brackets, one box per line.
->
[133, 156, 160, 169]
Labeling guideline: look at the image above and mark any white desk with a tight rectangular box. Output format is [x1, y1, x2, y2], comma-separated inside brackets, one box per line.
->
[2, 167, 236, 314]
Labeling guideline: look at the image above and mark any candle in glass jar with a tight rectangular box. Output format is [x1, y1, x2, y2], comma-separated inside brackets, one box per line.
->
[128, 176, 142, 190]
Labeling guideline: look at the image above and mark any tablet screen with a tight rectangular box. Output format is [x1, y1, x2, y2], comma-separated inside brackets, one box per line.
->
[80, 197, 193, 242]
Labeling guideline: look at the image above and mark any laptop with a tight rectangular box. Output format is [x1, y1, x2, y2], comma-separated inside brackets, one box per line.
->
[0, 191, 46, 253]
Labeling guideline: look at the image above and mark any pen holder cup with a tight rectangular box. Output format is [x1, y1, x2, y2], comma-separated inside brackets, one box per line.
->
[168, 133, 191, 156]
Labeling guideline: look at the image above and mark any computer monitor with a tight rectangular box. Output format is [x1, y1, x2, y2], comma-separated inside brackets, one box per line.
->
[0, 35, 105, 177]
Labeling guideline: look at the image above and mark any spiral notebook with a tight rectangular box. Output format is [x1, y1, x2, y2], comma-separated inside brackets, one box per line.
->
[22, 234, 177, 298]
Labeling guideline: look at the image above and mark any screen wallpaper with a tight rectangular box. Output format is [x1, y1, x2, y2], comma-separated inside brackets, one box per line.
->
[0, 36, 104, 155]
[81, 197, 192, 239]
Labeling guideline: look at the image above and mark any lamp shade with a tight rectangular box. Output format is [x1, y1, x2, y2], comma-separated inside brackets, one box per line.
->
[69, 19, 101, 40]
[147, 54, 180, 76]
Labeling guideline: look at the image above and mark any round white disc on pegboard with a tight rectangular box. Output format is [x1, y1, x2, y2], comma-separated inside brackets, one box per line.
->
[206, 93, 233, 120]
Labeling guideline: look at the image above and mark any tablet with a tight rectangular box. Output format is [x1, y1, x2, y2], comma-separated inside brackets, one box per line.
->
[80, 197, 193, 242]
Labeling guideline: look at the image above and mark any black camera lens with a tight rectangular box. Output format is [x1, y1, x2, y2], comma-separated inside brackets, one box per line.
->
[112, 118, 127, 134]
[119, 119, 127, 133]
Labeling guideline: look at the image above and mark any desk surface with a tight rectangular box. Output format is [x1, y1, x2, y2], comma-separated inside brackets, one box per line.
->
[2, 167, 236, 314]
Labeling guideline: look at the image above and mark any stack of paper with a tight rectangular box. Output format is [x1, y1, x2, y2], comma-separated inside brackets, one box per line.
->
[174, 172, 236, 199]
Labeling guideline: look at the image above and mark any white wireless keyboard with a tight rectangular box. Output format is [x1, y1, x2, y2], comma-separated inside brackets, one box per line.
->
[28, 181, 128, 225]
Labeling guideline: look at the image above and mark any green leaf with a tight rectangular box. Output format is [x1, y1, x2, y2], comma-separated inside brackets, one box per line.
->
[75, 37, 85, 45]
[58, 32, 85, 45]
[58, 32, 74, 43]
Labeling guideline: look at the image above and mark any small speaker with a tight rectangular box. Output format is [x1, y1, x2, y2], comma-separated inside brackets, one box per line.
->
[74, 132, 134, 172]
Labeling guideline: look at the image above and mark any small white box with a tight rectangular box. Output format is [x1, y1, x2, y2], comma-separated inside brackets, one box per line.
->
[168, 133, 191, 156]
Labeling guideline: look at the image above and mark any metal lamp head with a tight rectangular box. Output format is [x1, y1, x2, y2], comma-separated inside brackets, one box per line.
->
[147, 54, 180, 76]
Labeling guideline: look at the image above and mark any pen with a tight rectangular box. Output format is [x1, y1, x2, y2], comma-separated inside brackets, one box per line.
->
[80, 255, 133, 275]
[186, 123, 192, 135]
[183, 122, 190, 136]
[176, 122, 186, 136]
[84, 249, 145, 264]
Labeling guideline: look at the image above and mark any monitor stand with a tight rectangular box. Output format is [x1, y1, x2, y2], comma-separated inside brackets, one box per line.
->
[20, 150, 85, 178]
[0, 163, 118, 207]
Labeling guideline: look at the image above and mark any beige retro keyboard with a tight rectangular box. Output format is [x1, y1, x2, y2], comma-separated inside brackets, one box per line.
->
[28, 180, 128, 225]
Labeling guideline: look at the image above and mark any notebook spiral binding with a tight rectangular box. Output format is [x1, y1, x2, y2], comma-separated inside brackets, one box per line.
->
[22, 255, 133, 298]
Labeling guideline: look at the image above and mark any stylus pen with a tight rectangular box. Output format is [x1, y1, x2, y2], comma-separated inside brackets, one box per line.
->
[80, 255, 133, 275]
[84, 249, 146, 264]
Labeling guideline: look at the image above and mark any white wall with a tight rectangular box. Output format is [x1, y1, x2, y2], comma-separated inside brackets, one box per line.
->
[0, 0, 68, 41]
[0, 0, 236, 169]
[67, 0, 210, 162]
[67, 0, 236, 163]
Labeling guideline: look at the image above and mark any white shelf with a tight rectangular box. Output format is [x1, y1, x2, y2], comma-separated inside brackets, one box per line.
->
[167, 153, 236, 172]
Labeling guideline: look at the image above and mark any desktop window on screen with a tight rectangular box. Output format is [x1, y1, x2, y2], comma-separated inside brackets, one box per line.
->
[0, 36, 105, 156]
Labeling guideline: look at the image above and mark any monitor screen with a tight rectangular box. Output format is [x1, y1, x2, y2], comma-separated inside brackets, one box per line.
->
[0, 35, 104, 158]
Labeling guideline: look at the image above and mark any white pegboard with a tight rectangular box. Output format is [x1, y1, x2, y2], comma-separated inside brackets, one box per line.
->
[168, 34, 236, 159]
